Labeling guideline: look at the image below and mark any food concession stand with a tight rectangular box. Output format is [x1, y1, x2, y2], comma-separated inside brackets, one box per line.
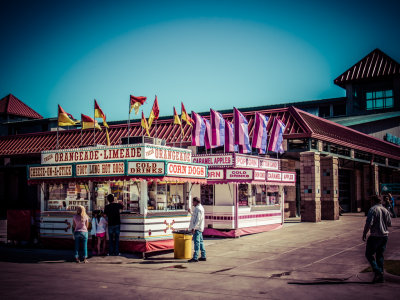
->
[27, 143, 207, 253]
[192, 153, 296, 237]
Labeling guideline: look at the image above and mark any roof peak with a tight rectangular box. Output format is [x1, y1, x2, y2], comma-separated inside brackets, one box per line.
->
[334, 48, 400, 88]
[0, 93, 43, 119]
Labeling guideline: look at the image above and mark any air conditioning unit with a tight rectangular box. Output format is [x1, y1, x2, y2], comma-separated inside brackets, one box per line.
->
[120, 136, 166, 146]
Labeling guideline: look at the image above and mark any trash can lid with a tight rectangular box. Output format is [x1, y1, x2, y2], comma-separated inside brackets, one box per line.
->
[172, 230, 192, 235]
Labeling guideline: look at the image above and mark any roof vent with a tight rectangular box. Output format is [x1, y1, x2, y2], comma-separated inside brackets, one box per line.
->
[120, 136, 166, 146]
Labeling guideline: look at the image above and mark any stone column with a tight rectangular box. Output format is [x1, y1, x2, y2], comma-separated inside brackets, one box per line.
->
[281, 159, 297, 218]
[362, 164, 379, 212]
[300, 152, 321, 222]
[320, 156, 339, 220]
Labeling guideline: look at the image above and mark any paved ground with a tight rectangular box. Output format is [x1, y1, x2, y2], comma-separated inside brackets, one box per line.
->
[0, 214, 399, 299]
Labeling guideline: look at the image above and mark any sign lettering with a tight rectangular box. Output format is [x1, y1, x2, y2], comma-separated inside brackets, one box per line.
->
[42, 145, 192, 165]
[208, 169, 224, 180]
[192, 154, 233, 167]
[29, 165, 73, 179]
[254, 170, 266, 181]
[128, 161, 165, 175]
[267, 171, 282, 181]
[76, 162, 125, 176]
[166, 163, 206, 178]
[226, 169, 253, 180]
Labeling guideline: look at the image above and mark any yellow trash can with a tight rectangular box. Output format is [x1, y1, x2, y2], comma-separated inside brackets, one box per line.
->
[173, 230, 192, 259]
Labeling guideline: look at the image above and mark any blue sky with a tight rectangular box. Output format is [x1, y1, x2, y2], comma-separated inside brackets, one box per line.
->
[1, 0, 399, 122]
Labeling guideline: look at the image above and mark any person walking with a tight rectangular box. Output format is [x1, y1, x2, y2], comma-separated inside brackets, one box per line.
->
[72, 205, 89, 263]
[362, 195, 391, 283]
[188, 197, 206, 263]
[387, 193, 397, 218]
[104, 194, 123, 256]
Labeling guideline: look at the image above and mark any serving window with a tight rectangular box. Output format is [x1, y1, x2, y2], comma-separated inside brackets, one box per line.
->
[147, 182, 185, 211]
[93, 180, 141, 213]
[44, 182, 90, 211]
[252, 185, 281, 206]
[200, 184, 214, 206]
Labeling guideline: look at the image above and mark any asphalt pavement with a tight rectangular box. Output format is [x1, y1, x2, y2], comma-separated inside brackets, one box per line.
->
[1, 214, 399, 299]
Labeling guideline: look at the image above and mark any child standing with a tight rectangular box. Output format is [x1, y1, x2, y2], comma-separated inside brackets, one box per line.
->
[90, 211, 97, 255]
[96, 211, 108, 255]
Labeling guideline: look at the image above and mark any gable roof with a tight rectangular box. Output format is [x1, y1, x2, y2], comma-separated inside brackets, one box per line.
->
[334, 48, 400, 88]
[0, 106, 399, 161]
[291, 107, 400, 159]
[0, 94, 43, 119]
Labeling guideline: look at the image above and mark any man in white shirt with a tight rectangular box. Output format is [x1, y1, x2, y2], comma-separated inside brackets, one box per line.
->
[188, 197, 206, 262]
[362, 195, 392, 283]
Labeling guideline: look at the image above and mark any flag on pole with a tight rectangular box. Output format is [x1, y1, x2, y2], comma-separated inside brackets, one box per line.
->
[105, 128, 111, 146]
[268, 118, 286, 153]
[252, 112, 269, 153]
[58, 105, 79, 127]
[203, 117, 213, 150]
[210, 109, 225, 147]
[94, 99, 109, 128]
[224, 120, 237, 153]
[81, 114, 102, 130]
[181, 102, 194, 127]
[239, 143, 252, 154]
[173, 107, 184, 136]
[148, 95, 159, 127]
[191, 111, 206, 146]
[130, 95, 147, 115]
[234, 107, 250, 149]
[141, 111, 150, 136]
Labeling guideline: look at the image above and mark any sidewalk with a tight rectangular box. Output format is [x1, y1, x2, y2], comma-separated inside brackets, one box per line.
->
[0, 214, 399, 299]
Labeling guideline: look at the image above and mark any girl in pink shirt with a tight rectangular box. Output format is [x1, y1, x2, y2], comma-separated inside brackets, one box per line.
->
[73, 206, 89, 263]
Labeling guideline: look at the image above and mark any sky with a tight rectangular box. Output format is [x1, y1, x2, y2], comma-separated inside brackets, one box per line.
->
[1, 0, 399, 122]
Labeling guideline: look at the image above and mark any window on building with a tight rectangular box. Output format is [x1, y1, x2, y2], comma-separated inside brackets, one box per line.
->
[366, 90, 394, 110]
[332, 103, 346, 116]
[319, 106, 330, 118]
[200, 184, 214, 205]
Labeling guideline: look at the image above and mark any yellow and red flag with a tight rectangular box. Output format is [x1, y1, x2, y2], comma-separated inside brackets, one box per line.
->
[94, 99, 108, 128]
[174, 106, 184, 136]
[141, 111, 150, 136]
[130, 95, 147, 115]
[148, 95, 159, 127]
[181, 102, 193, 127]
[58, 105, 79, 127]
[81, 114, 102, 131]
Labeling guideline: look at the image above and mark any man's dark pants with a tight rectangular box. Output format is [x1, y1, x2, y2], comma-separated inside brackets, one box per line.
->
[365, 236, 388, 274]
[108, 225, 121, 255]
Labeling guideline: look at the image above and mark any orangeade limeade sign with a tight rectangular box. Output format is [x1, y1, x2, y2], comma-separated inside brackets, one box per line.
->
[41, 145, 191, 165]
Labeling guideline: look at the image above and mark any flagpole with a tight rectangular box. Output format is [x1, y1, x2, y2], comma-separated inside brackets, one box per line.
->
[233, 107, 236, 154]
[93, 99, 96, 146]
[128, 97, 131, 145]
[266, 117, 274, 157]
[56, 124, 59, 149]
[180, 125, 182, 148]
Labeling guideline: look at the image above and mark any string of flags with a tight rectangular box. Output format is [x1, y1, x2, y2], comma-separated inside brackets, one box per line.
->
[56, 95, 286, 154]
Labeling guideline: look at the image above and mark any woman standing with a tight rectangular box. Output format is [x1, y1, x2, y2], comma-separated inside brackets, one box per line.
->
[73, 205, 89, 263]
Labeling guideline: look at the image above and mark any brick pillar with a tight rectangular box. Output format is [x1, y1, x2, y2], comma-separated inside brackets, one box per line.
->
[281, 159, 297, 218]
[355, 169, 362, 212]
[300, 152, 321, 222]
[362, 164, 379, 212]
[320, 156, 339, 220]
